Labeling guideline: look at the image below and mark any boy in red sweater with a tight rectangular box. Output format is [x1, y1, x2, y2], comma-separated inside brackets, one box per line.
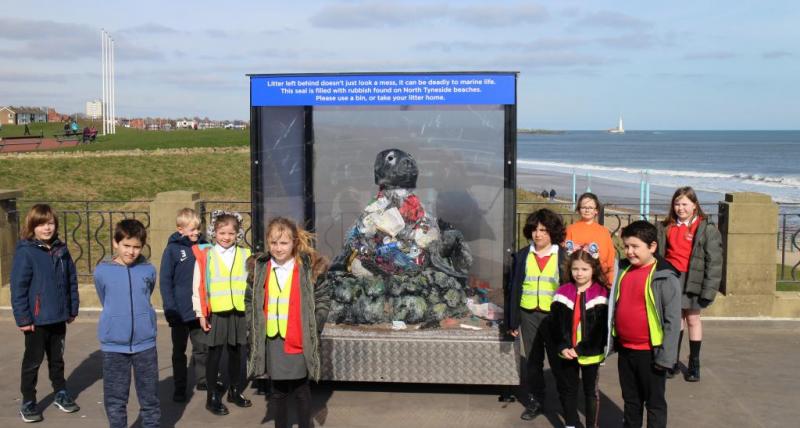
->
[610, 221, 681, 428]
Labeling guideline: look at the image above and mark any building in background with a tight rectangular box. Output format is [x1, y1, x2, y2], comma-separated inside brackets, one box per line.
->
[86, 100, 102, 120]
[0, 106, 16, 125]
[12, 106, 47, 125]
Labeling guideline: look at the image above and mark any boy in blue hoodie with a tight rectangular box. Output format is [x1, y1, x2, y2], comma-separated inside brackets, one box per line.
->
[159, 208, 209, 402]
[94, 219, 160, 428]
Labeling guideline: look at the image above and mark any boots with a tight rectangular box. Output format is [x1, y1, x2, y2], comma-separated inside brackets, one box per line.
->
[227, 387, 253, 408]
[206, 391, 229, 415]
[685, 357, 700, 382]
[520, 394, 543, 421]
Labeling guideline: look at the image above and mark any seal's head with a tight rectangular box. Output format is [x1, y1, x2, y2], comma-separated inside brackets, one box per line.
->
[374, 149, 418, 189]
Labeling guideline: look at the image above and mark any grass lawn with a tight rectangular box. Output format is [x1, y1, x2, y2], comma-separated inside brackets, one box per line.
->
[777, 264, 800, 291]
[0, 152, 250, 201]
[1, 122, 248, 151]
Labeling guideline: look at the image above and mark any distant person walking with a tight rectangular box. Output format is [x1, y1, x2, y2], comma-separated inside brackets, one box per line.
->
[549, 189, 557, 201]
[656, 186, 722, 382]
[24, 124, 30, 136]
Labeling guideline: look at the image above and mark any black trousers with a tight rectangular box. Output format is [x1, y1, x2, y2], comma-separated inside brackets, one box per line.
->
[20, 322, 67, 403]
[557, 359, 600, 428]
[206, 344, 242, 393]
[269, 378, 312, 428]
[519, 309, 560, 403]
[170, 320, 208, 391]
[617, 347, 667, 428]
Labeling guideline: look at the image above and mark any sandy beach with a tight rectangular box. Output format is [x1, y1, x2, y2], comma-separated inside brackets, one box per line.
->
[518, 166, 726, 214]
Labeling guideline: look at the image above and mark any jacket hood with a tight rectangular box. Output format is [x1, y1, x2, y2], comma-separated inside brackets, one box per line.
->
[168, 231, 206, 247]
[97, 254, 150, 267]
[17, 236, 66, 250]
[619, 254, 679, 278]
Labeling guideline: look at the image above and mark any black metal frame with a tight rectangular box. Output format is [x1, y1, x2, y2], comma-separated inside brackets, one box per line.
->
[248, 71, 519, 266]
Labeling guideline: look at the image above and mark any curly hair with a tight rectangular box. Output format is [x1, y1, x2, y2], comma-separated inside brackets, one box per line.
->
[522, 208, 565, 245]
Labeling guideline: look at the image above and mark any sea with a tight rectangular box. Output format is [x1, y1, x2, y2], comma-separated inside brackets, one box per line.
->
[517, 130, 800, 212]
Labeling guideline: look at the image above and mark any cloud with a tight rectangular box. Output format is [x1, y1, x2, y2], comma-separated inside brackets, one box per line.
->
[595, 32, 658, 49]
[417, 37, 587, 53]
[204, 29, 231, 38]
[574, 11, 650, 30]
[118, 23, 182, 35]
[0, 17, 162, 61]
[0, 70, 77, 83]
[762, 50, 792, 59]
[683, 51, 736, 60]
[309, 1, 547, 28]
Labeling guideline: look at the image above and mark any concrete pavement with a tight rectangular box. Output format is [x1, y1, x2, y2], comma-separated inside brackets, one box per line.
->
[0, 315, 798, 427]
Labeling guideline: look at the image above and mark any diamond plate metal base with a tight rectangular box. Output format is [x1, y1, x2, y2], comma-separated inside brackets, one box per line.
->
[320, 324, 520, 385]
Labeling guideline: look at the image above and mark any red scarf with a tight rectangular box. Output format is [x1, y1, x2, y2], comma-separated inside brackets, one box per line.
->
[262, 260, 304, 354]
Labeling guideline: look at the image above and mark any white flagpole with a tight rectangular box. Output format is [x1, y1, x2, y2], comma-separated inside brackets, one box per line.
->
[101, 30, 106, 136]
[110, 38, 115, 134]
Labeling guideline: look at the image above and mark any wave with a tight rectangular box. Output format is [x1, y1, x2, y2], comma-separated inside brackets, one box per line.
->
[517, 160, 800, 188]
[517, 159, 800, 203]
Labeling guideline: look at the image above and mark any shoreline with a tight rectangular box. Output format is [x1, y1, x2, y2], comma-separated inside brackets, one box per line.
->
[517, 166, 725, 213]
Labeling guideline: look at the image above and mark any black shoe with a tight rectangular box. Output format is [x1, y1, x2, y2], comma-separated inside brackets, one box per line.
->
[20, 401, 43, 423]
[227, 388, 253, 408]
[173, 389, 187, 403]
[685, 358, 700, 382]
[254, 379, 269, 396]
[520, 395, 543, 421]
[196, 382, 208, 391]
[665, 362, 678, 379]
[53, 390, 80, 413]
[206, 392, 229, 415]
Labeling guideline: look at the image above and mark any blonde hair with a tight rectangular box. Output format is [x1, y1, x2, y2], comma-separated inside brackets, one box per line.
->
[266, 217, 329, 281]
[22, 204, 58, 240]
[175, 208, 200, 228]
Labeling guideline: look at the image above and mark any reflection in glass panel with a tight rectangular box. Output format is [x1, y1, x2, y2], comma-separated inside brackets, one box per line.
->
[312, 105, 506, 296]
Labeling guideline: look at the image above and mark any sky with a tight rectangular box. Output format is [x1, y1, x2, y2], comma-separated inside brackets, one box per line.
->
[1, 0, 798, 129]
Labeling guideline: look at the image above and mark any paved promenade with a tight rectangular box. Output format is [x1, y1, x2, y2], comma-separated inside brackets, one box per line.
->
[0, 315, 797, 427]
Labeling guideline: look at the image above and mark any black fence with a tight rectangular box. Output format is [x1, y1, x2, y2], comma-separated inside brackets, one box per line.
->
[9, 199, 798, 283]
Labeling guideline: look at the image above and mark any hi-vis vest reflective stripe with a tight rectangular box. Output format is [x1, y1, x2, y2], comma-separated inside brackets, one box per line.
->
[574, 319, 605, 365]
[206, 246, 250, 313]
[520, 250, 559, 311]
[613, 263, 663, 347]
[266, 267, 294, 338]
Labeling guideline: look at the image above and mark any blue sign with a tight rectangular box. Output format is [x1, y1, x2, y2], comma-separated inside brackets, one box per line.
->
[251, 73, 516, 106]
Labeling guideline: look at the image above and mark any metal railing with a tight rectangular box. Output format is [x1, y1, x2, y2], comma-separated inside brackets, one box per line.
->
[516, 201, 799, 283]
[15, 200, 151, 279]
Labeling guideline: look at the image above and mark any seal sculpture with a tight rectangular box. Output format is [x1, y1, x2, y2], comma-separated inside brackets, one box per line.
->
[325, 149, 474, 325]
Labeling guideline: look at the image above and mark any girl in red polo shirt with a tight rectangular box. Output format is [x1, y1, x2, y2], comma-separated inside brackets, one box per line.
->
[657, 187, 723, 382]
[245, 217, 330, 428]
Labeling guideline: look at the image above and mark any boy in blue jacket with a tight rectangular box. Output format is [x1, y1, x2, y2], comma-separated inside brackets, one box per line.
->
[159, 208, 209, 402]
[94, 219, 160, 428]
[11, 204, 80, 423]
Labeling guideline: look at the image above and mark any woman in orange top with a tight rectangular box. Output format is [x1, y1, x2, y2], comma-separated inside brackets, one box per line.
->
[564, 193, 617, 282]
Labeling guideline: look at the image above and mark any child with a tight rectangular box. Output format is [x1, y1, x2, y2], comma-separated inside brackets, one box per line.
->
[11, 204, 80, 423]
[657, 186, 722, 382]
[192, 211, 252, 415]
[159, 208, 209, 402]
[565, 192, 617, 281]
[551, 248, 609, 428]
[94, 219, 160, 428]
[245, 217, 330, 428]
[505, 208, 567, 421]
[610, 220, 681, 428]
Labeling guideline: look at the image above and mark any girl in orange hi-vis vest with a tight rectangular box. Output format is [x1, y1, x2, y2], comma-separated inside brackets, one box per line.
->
[245, 217, 330, 428]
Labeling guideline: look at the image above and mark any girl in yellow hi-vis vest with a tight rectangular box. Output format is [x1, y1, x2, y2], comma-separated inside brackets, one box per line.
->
[245, 217, 330, 428]
[191, 211, 252, 415]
